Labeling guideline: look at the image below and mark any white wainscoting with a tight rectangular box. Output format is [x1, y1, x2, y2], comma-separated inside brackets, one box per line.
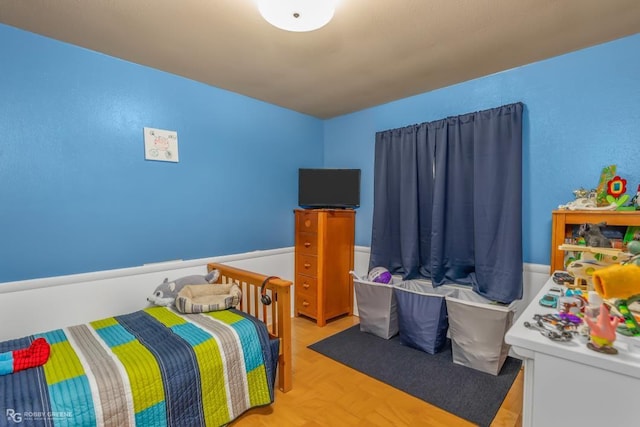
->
[0, 246, 549, 342]
[0, 248, 295, 342]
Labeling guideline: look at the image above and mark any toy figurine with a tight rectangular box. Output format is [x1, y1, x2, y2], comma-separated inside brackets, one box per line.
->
[584, 303, 619, 354]
[596, 165, 617, 207]
[631, 184, 640, 209]
[606, 175, 631, 209]
[577, 222, 611, 248]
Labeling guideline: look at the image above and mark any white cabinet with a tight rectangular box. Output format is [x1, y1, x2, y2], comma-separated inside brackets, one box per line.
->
[505, 276, 640, 427]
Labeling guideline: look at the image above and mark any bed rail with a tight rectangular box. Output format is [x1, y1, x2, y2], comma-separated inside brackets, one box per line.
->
[207, 262, 292, 392]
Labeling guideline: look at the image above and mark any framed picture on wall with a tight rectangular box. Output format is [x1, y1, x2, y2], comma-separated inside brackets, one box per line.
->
[144, 127, 179, 163]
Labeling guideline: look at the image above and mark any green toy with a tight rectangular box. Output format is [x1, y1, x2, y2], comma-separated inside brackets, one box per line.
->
[595, 165, 616, 207]
[612, 296, 640, 337]
[627, 240, 640, 256]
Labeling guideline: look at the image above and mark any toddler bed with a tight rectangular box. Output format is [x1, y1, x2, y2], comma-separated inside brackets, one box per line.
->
[0, 263, 292, 426]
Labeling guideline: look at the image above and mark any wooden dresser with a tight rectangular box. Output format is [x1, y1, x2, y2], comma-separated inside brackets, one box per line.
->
[294, 209, 355, 326]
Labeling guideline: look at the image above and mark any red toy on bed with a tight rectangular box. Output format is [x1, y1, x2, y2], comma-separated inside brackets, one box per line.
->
[0, 338, 50, 376]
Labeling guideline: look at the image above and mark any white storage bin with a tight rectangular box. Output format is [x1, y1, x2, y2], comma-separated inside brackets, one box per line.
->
[446, 289, 518, 375]
[352, 272, 400, 339]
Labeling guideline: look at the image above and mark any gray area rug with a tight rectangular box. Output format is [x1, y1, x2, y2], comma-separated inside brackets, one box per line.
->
[308, 325, 522, 427]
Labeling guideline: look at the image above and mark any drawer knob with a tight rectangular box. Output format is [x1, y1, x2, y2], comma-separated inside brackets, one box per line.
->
[302, 301, 310, 307]
[304, 263, 311, 269]
[303, 283, 310, 289]
[304, 219, 311, 227]
[304, 242, 311, 248]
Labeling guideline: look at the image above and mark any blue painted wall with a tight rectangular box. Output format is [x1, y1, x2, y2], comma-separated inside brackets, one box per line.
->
[2, 22, 638, 282]
[324, 33, 640, 266]
[0, 24, 324, 282]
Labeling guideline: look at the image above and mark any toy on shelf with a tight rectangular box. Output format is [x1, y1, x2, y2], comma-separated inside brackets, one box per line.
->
[558, 240, 632, 290]
[558, 244, 627, 259]
[595, 165, 617, 207]
[606, 175, 632, 210]
[558, 198, 616, 211]
[624, 240, 640, 267]
[564, 252, 619, 291]
[572, 188, 592, 199]
[630, 184, 640, 210]
[577, 222, 611, 248]
[584, 303, 619, 354]
[558, 186, 615, 210]
[558, 166, 634, 211]
[629, 240, 640, 254]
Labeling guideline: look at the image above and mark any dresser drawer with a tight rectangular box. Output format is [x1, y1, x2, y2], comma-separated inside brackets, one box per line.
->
[296, 254, 318, 277]
[296, 210, 318, 232]
[296, 293, 317, 317]
[295, 274, 317, 295]
[296, 232, 318, 255]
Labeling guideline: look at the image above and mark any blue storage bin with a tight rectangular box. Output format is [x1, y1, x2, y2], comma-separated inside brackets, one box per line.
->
[394, 280, 456, 354]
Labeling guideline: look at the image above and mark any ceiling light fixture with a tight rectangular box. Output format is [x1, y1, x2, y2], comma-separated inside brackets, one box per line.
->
[257, 0, 337, 32]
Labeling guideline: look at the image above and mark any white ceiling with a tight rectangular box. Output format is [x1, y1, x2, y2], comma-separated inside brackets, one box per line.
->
[1, 0, 639, 118]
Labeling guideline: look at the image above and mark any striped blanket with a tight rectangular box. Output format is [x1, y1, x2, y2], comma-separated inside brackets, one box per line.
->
[0, 307, 279, 427]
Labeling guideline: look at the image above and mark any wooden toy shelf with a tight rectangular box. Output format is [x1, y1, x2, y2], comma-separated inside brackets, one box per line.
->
[557, 244, 630, 258]
[550, 210, 640, 273]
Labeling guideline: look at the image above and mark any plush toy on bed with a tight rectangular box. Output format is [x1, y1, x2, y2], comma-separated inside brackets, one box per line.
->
[147, 270, 220, 307]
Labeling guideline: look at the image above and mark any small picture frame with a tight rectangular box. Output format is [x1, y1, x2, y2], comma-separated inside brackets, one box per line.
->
[144, 127, 179, 163]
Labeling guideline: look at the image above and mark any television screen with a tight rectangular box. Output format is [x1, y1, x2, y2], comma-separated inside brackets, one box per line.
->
[298, 168, 360, 209]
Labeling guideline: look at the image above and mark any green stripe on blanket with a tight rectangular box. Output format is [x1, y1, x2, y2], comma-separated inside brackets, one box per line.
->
[146, 307, 232, 424]
[147, 307, 273, 424]
[205, 310, 273, 407]
[91, 317, 166, 419]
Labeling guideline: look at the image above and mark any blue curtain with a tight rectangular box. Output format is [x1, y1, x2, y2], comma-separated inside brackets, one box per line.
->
[369, 103, 523, 303]
[369, 124, 435, 279]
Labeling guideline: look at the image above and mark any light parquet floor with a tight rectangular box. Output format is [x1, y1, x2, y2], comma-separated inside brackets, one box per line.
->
[232, 315, 523, 427]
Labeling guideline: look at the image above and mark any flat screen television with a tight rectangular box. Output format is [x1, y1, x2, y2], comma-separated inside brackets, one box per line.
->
[298, 168, 361, 209]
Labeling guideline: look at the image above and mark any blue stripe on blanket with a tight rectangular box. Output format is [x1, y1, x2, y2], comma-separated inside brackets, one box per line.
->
[170, 323, 211, 347]
[229, 309, 279, 402]
[224, 317, 264, 373]
[93, 324, 136, 348]
[116, 311, 205, 427]
[48, 376, 96, 427]
[34, 330, 67, 345]
[135, 401, 167, 427]
[32, 331, 98, 427]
